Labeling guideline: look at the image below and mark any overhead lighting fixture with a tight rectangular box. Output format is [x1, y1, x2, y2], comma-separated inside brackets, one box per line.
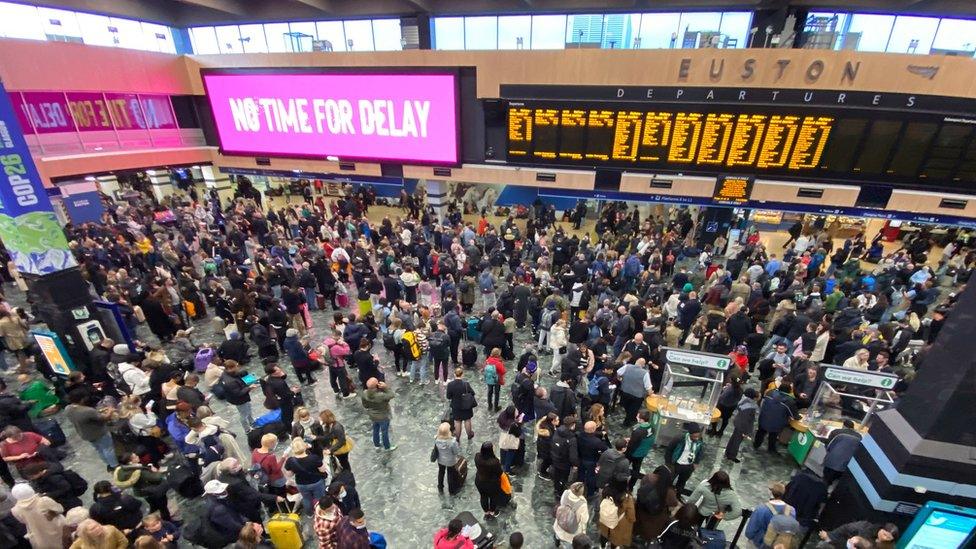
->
[326, 155, 339, 162]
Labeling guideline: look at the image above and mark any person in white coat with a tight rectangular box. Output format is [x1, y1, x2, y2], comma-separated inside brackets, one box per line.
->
[548, 319, 569, 376]
[10, 483, 66, 549]
[553, 482, 588, 547]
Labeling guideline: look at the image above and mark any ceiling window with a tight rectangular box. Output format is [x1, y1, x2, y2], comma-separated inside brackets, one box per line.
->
[887, 16, 938, 55]
[142, 22, 175, 53]
[844, 13, 895, 51]
[238, 24, 268, 53]
[677, 12, 722, 48]
[497, 15, 530, 49]
[530, 15, 567, 49]
[718, 12, 752, 48]
[109, 17, 146, 50]
[214, 25, 242, 53]
[189, 26, 219, 54]
[38, 7, 81, 43]
[372, 19, 402, 51]
[263, 22, 291, 52]
[464, 16, 497, 50]
[343, 20, 374, 51]
[637, 12, 681, 48]
[288, 22, 316, 52]
[931, 18, 976, 55]
[315, 21, 345, 51]
[433, 17, 463, 50]
[0, 2, 44, 40]
[76, 12, 116, 47]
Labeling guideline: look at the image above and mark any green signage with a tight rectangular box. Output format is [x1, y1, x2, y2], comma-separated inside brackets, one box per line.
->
[823, 367, 898, 389]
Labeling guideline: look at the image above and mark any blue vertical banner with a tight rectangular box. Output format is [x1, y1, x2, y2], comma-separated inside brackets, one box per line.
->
[0, 79, 76, 274]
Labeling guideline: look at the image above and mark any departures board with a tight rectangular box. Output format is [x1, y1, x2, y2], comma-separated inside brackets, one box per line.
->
[506, 101, 976, 186]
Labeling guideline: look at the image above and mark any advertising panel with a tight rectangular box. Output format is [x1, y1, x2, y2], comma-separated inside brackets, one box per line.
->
[65, 92, 114, 132]
[0, 80, 77, 274]
[19, 91, 76, 134]
[202, 70, 460, 165]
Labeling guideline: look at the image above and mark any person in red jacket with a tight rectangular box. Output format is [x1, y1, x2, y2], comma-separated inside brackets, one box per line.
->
[484, 348, 508, 412]
[728, 345, 750, 379]
[433, 518, 475, 549]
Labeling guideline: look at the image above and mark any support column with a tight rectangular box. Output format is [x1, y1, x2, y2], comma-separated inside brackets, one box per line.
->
[822, 283, 976, 528]
[146, 169, 175, 203]
[425, 179, 448, 222]
[201, 166, 233, 208]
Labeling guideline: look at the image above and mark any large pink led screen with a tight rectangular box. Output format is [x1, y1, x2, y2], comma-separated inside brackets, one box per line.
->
[202, 71, 459, 165]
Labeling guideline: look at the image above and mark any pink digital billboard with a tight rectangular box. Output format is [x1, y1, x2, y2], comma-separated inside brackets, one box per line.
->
[202, 71, 459, 165]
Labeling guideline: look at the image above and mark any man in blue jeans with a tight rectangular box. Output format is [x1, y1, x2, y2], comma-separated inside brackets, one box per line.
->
[65, 391, 119, 471]
[361, 378, 396, 451]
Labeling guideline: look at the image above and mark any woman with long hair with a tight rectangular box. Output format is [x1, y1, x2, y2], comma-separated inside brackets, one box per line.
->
[496, 405, 522, 473]
[315, 409, 352, 472]
[433, 518, 475, 549]
[687, 470, 742, 529]
[598, 483, 636, 548]
[635, 465, 680, 542]
[69, 519, 128, 549]
[433, 422, 462, 494]
[474, 442, 505, 519]
[284, 438, 328, 516]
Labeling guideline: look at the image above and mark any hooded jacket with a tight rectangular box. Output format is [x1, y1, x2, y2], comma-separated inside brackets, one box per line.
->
[595, 448, 631, 488]
[552, 489, 588, 542]
[550, 425, 579, 469]
[732, 395, 759, 433]
[758, 390, 799, 433]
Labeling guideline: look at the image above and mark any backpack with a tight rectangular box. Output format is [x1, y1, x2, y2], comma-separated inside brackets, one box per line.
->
[555, 501, 581, 532]
[458, 279, 470, 294]
[478, 273, 493, 292]
[588, 375, 602, 397]
[484, 363, 499, 385]
[182, 499, 227, 548]
[401, 331, 422, 360]
[461, 345, 478, 367]
[62, 469, 88, 497]
[383, 332, 397, 350]
[599, 497, 622, 529]
[210, 379, 228, 400]
[107, 363, 133, 396]
[194, 348, 215, 373]
[763, 503, 799, 549]
[541, 309, 557, 329]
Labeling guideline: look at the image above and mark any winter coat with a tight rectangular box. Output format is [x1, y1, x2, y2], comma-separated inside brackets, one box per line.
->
[688, 480, 743, 521]
[758, 390, 798, 433]
[598, 494, 636, 547]
[595, 448, 631, 488]
[732, 395, 759, 433]
[12, 494, 64, 549]
[434, 438, 462, 467]
[552, 489, 588, 543]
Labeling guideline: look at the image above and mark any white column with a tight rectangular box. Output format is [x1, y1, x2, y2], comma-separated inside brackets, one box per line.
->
[425, 179, 449, 222]
[201, 165, 233, 208]
[145, 169, 175, 202]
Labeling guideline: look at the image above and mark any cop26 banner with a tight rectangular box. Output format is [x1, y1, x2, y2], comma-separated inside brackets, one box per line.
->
[0, 80, 76, 275]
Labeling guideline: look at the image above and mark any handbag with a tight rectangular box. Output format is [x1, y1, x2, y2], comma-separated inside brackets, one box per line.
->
[499, 472, 512, 495]
[334, 435, 354, 455]
[459, 382, 477, 410]
[430, 445, 438, 463]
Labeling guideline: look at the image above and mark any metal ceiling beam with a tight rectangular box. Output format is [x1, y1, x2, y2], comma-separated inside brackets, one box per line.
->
[401, 0, 433, 13]
[289, 0, 336, 13]
[173, 0, 248, 17]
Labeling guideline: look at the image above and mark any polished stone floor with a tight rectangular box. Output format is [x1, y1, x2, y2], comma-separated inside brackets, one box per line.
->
[5, 281, 804, 548]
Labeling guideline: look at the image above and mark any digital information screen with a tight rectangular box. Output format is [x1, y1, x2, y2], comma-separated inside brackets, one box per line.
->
[713, 175, 754, 205]
[506, 101, 976, 186]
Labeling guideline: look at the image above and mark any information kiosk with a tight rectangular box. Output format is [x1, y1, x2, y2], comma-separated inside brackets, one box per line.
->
[645, 347, 730, 447]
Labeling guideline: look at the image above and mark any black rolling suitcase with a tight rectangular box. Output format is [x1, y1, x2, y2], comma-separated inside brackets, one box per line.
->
[453, 511, 494, 549]
[447, 457, 467, 495]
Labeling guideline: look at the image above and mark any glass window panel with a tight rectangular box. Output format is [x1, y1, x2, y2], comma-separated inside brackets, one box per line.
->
[214, 25, 241, 53]
[38, 7, 81, 42]
[845, 14, 894, 52]
[315, 21, 345, 51]
[531, 15, 566, 49]
[637, 12, 681, 48]
[931, 18, 976, 55]
[601, 14, 636, 49]
[887, 16, 939, 54]
[677, 12, 722, 47]
[0, 2, 44, 40]
[77, 13, 116, 47]
[719, 12, 752, 48]
[464, 16, 496, 50]
[498, 15, 530, 49]
[343, 20, 374, 51]
[617, 13, 641, 49]
[110, 17, 146, 49]
[372, 19, 402, 51]
[433, 17, 464, 50]
[288, 21, 315, 52]
[566, 14, 603, 47]
[263, 23, 291, 52]
[804, 12, 848, 50]
[189, 27, 218, 54]
[238, 24, 268, 53]
[142, 22, 175, 53]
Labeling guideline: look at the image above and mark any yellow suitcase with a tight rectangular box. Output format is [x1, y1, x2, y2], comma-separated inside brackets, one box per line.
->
[267, 500, 303, 549]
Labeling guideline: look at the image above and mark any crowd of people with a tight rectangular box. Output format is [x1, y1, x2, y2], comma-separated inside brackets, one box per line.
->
[0, 177, 964, 548]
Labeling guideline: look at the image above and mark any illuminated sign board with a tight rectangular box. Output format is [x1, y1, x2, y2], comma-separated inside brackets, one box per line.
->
[31, 330, 75, 376]
[202, 70, 460, 165]
[504, 97, 976, 187]
[713, 175, 754, 205]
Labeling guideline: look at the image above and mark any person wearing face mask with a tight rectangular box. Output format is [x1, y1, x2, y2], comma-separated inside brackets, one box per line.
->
[327, 480, 360, 517]
[335, 508, 370, 549]
[202, 479, 247, 548]
[313, 496, 343, 549]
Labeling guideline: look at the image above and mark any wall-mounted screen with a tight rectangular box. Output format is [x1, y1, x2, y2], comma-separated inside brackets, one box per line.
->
[202, 70, 460, 165]
[506, 99, 976, 187]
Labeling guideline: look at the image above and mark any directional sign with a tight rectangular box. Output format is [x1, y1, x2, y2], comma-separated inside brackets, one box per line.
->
[823, 366, 899, 390]
[664, 347, 731, 371]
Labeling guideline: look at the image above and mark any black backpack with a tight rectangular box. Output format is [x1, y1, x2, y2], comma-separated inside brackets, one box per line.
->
[62, 469, 88, 498]
[383, 332, 397, 350]
[461, 345, 478, 367]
